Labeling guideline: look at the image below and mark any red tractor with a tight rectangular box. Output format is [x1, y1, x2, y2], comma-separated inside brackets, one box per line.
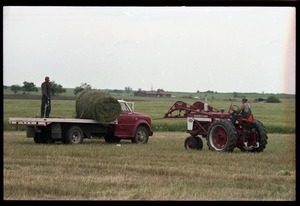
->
[164, 100, 268, 152]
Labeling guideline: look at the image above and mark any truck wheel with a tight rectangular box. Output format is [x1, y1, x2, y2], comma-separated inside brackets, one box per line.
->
[42, 129, 55, 144]
[240, 120, 268, 152]
[34, 132, 42, 144]
[184, 136, 203, 150]
[63, 126, 84, 144]
[132, 126, 149, 144]
[34, 129, 54, 144]
[207, 120, 237, 152]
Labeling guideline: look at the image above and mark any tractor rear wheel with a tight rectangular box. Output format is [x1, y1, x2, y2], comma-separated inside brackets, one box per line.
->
[184, 136, 203, 150]
[207, 120, 237, 152]
[240, 120, 268, 152]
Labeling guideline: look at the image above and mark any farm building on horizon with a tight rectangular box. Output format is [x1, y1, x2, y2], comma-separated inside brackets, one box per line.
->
[134, 90, 172, 98]
[254, 97, 267, 103]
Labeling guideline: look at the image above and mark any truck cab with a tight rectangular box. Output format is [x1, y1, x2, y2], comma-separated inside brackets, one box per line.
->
[112, 100, 153, 143]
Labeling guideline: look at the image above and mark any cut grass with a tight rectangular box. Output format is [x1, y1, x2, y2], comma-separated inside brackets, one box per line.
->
[3, 132, 296, 200]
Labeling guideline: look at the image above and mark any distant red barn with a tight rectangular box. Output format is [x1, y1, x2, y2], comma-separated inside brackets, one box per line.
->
[134, 90, 171, 98]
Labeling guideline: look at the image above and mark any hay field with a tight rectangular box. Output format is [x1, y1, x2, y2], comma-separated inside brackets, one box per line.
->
[3, 98, 295, 133]
[3, 132, 295, 200]
[3, 97, 296, 200]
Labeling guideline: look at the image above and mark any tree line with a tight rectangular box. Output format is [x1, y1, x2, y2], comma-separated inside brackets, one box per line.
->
[4, 82, 135, 96]
[5, 81, 66, 96]
[4, 81, 285, 103]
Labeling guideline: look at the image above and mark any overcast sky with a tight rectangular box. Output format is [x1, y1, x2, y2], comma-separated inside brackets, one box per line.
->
[3, 6, 295, 94]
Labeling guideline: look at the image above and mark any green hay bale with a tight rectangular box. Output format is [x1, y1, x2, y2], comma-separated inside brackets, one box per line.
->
[75, 89, 121, 122]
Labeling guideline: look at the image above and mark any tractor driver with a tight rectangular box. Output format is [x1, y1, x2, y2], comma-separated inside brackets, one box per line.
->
[230, 98, 252, 124]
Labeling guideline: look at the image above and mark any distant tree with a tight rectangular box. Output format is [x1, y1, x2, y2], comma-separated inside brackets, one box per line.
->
[157, 89, 165, 92]
[233, 92, 238, 98]
[10, 84, 22, 94]
[125, 86, 132, 93]
[267, 95, 281, 103]
[110, 89, 123, 93]
[22, 81, 38, 94]
[205, 90, 214, 93]
[51, 81, 66, 96]
[3, 85, 9, 89]
[74, 83, 91, 95]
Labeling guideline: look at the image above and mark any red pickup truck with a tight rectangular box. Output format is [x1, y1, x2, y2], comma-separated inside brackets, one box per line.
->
[8, 100, 153, 144]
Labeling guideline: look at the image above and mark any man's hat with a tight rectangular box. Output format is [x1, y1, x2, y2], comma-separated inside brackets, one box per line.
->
[242, 98, 248, 102]
[45, 76, 50, 81]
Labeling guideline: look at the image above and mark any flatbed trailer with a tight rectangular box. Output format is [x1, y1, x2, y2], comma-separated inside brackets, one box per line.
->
[8, 100, 153, 144]
[9, 117, 110, 126]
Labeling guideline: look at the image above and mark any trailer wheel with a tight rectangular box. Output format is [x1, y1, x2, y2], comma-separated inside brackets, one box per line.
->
[184, 136, 203, 150]
[132, 126, 149, 144]
[63, 126, 84, 144]
[207, 120, 237, 152]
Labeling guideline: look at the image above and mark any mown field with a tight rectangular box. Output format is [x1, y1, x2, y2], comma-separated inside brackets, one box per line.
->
[3, 132, 296, 200]
[3, 97, 296, 200]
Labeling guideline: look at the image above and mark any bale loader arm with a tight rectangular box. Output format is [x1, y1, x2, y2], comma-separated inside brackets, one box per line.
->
[164, 101, 195, 118]
[163, 101, 218, 118]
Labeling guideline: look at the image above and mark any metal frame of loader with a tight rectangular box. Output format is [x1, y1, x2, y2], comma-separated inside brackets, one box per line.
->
[163, 100, 268, 152]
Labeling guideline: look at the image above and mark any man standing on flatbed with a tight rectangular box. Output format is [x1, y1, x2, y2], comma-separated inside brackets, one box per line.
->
[41, 76, 53, 118]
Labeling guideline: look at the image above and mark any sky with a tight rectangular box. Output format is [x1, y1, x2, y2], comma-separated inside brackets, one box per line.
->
[3, 6, 296, 94]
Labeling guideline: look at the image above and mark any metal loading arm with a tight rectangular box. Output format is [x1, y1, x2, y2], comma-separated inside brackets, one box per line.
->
[164, 100, 220, 119]
[192, 101, 216, 112]
[164, 101, 197, 118]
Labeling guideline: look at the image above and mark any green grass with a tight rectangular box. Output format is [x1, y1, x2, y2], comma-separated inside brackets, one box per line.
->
[3, 132, 295, 200]
[3, 98, 295, 133]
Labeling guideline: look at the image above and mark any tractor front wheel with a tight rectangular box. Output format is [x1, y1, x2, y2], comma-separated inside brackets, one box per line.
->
[184, 136, 203, 150]
[207, 120, 237, 152]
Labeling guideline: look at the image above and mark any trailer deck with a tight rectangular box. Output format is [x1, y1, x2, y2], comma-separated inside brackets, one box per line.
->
[8, 117, 114, 127]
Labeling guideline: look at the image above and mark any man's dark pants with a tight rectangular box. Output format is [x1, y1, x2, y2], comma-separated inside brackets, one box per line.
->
[41, 95, 51, 117]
